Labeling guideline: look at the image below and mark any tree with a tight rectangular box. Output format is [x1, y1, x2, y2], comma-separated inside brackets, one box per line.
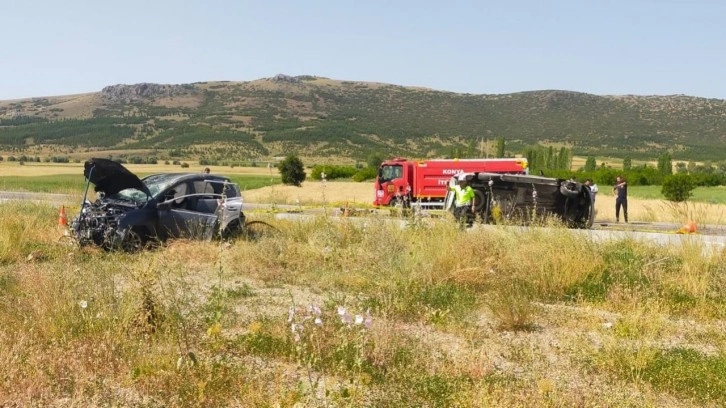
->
[675, 162, 687, 174]
[661, 174, 695, 202]
[495, 137, 506, 158]
[622, 156, 632, 171]
[277, 154, 306, 186]
[657, 153, 673, 176]
[557, 147, 571, 170]
[366, 153, 383, 169]
[584, 156, 597, 172]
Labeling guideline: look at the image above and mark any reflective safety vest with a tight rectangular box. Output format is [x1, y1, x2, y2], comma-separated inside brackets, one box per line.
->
[449, 185, 475, 207]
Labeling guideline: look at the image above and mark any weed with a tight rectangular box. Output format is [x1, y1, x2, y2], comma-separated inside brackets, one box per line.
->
[602, 346, 726, 404]
[485, 279, 537, 331]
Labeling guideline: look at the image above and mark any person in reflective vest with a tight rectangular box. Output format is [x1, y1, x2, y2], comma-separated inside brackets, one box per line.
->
[447, 174, 475, 227]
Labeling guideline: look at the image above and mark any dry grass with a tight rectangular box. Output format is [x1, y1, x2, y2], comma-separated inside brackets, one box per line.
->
[241, 180, 373, 206]
[594, 194, 726, 225]
[1, 201, 725, 406]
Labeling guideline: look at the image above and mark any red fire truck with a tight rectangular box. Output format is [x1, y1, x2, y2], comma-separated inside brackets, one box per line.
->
[373, 157, 528, 208]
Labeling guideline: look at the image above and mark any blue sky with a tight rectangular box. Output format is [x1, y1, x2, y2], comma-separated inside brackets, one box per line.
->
[2, 0, 725, 100]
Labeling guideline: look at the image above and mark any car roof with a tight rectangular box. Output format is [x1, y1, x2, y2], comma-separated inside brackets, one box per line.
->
[142, 173, 233, 184]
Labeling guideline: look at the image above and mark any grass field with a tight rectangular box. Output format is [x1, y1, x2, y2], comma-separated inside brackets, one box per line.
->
[0, 202, 725, 406]
[629, 185, 726, 204]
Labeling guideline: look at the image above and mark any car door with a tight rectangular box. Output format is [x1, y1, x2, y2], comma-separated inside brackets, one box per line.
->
[157, 181, 200, 239]
[187, 180, 220, 240]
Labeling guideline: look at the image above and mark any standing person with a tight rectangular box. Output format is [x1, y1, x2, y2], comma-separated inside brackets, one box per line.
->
[203, 167, 211, 174]
[613, 176, 628, 223]
[584, 179, 598, 204]
[447, 174, 475, 227]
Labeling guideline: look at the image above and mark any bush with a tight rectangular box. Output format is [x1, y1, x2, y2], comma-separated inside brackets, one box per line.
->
[353, 166, 378, 182]
[662, 174, 695, 202]
[310, 164, 357, 180]
[181, 162, 190, 168]
[277, 154, 306, 186]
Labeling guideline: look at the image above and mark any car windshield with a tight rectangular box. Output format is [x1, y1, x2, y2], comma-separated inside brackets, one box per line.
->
[111, 188, 149, 203]
[142, 174, 180, 198]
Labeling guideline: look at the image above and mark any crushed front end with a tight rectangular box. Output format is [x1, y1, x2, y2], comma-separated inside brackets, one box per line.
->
[71, 198, 142, 249]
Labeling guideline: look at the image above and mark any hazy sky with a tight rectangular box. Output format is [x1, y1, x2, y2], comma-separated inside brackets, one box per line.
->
[2, 0, 725, 100]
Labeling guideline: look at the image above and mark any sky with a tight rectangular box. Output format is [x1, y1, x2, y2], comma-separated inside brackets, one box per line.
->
[2, 0, 725, 100]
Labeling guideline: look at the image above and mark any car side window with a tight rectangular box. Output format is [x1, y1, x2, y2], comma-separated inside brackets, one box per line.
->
[172, 183, 188, 205]
[193, 180, 215, 197]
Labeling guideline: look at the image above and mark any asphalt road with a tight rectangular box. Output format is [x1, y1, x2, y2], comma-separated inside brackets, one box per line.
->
[2, 190, 725, 251]
[0, 191, 75, 205]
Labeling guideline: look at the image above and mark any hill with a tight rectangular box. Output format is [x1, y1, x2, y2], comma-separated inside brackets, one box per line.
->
[1, 75, 726, 162]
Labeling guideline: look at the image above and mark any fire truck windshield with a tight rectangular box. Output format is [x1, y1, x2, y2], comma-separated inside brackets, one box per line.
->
[379, 164, 403, 182]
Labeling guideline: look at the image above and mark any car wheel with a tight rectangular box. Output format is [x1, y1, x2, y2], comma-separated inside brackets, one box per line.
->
[243, 220, 279, 241]
[559, 182, 580, 199]
[221, 220, 243, 240]
[121, 227, 147, 252]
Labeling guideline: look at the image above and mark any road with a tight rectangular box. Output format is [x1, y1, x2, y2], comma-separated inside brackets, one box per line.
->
[0, 191, 76, 205]
[2, 190, 725, 251]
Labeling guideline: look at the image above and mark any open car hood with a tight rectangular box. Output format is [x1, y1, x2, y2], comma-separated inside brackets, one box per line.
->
[84, 158, 151, 197]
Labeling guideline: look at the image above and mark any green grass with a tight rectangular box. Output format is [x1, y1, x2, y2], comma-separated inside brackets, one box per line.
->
[629, 185, 726, 204]
[604, 347, 726, 404]
[0, 174, 83, 194]
[0, 174, 280, 194]
[226, 175, 281, 191]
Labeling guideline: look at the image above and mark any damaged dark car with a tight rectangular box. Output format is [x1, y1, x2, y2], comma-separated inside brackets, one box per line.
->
[446, 172, 594, 229]
[71, 158, 246, 251]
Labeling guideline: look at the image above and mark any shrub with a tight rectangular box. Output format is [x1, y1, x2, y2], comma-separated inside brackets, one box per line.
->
[310, 164, 357, 180]
[277, 154, 306, 186]
[353, 166, 377, 182]
[662, 174, 695, 202]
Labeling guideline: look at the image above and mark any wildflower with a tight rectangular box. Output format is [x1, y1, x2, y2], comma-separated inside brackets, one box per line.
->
[248, 321, 263, 334]
[207, 322, 222, 337]
[341, 313, 352, 325]
[79, 300, 88, 309]
[307, 304, 322, 316]
[287, 306, 296, 323]
[364, 313, 373, 329]
[337, 306, 346, 316]
[354, 315, 364, 325]
[314, 317, 323, 326]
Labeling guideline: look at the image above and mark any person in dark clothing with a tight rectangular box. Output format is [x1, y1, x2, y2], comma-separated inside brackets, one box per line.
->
[613, 176, 628, 223]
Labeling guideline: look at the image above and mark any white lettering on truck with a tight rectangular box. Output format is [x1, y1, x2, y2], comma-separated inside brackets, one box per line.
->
[441, 169, 464, 175]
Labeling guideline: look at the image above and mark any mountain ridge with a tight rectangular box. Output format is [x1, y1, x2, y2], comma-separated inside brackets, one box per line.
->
[1, 75, 725, 162]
